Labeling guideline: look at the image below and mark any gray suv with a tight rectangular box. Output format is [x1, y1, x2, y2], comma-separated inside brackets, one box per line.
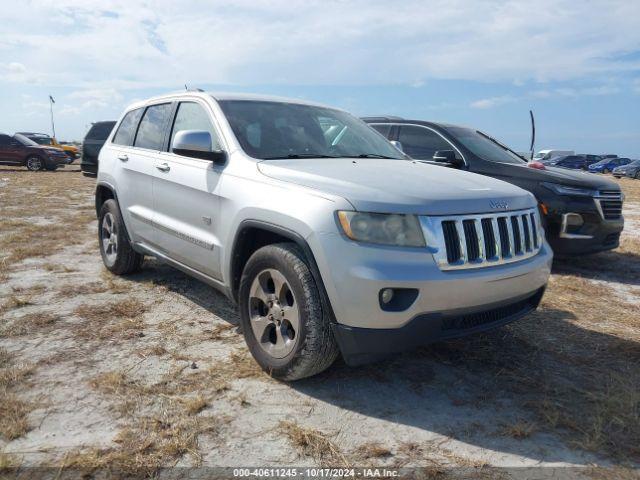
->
[96, 91, 552, 380]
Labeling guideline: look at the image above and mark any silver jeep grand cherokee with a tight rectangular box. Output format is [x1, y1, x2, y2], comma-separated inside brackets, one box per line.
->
[95, 91, 552, 380]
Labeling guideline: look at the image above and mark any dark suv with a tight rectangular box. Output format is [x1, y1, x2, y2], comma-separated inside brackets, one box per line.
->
[543, 154, 602, 170]
[364, 118, 624, 256]
[0, 133, 70, 171]
[81, 121, 116, 176]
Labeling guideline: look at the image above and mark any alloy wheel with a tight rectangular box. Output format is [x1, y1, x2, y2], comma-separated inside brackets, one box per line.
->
[101, 212, 118, 265]
[248, 268, 300, 359]
[27, 157, 43, 171]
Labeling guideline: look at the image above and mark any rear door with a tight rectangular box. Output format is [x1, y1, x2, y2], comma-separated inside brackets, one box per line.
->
[151, 99, 226, 279]
[107, 106, 157, 245]
[0, 135, 23, 164]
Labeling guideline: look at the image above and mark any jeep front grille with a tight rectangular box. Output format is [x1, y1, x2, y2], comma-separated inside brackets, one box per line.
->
[420, 208, 543, 271]
[594, 190, 623, 220]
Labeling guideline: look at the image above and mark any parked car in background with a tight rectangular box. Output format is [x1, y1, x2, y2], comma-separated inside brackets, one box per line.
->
[601, 154, 618, 159]
[81, 121, 116, 176]
[613, 159, 640, 179]
[533, 149, 574, 162]
[0, 133, 71, 170]
[17, 132, 80, 160]
[95, 91, 552, 378]
[364, 117, 624, 256]
[588, 157, 632, 174]
[542, 154, 602, 170]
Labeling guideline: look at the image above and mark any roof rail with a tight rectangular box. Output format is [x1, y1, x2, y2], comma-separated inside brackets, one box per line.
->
[360, 115, 405, 122]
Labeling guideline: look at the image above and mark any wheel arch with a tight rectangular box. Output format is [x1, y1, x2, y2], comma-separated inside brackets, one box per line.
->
[230, 220, 337, 323]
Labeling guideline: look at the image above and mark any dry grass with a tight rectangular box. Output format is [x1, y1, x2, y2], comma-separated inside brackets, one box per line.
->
[279, 420, 350, 467]
[0, 170, 95, 269]
[0, 350, 35, 440]
[62, 412, 221, 476]
[0, 312, 60, 337]
[498, 419, 537, 439]
[73, 299, 147, 340]
[355, 442, 393, 459]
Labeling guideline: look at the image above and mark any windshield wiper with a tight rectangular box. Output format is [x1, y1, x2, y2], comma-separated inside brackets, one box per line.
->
[262, 153, 339, 159]
[476, 131, 528, 162]
[343, 154, 397, 159]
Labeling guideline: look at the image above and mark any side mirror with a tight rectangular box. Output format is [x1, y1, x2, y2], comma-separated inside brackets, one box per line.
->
[390, 140, 404, 153]
[433, 150, 464, 168]
[172, 130, 226, 164]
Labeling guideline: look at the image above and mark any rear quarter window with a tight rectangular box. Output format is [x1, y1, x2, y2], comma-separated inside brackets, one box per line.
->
[112, 109, 144, 146]
[134, 104, 173, 150]
[86, 122, 116, 141]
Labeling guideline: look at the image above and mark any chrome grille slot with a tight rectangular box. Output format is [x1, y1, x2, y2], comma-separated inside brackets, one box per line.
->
[595, 190, 623, 220]
[481, 218, 496, 259]
[529, 213, 539, 248]
[441, 221, 461, 264]
[521, 214, 531, 251]
[421, 207, 543, 271]
[463, 220, 480, 262]
[511, 216, 523, 254]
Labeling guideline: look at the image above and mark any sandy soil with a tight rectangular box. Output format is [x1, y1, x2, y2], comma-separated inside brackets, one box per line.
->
[1, 167, 639, 479]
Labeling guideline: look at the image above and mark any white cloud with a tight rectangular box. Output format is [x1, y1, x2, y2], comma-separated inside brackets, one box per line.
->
[470, 95, 516, 109]
[0, 0, 638, 89]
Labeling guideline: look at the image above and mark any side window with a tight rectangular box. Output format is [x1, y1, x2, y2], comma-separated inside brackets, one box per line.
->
[0, 135, 11, 147]
[397, 126, 453, 160]
[169, 102, 221, 152]
[370, 124, 392, 138]
[134, 103, 172, 150]
[113, 109, 143, 146]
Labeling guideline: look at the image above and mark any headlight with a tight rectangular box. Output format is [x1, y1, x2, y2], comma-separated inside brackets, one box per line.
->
[337, 211, 426, 247]
[541, 182, 597, 197]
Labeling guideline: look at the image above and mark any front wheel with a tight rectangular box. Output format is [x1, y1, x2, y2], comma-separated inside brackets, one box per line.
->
[635, 172, 640, 180]
[603, 168, 610, 174]
[238, 243, 339, 381]
[98, 199, 144, 275]
[26, 156, 44, 171]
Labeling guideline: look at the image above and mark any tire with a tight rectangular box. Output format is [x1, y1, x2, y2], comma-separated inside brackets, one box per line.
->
[98, 199, 144, 275]
[238, 243, 339, 381]
[25, 156, 44, 171]
[635, 171, 640, 180]
[603, 168, 610, 174]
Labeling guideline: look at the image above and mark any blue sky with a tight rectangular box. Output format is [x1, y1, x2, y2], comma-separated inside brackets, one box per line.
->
[1, 0, 638, 156]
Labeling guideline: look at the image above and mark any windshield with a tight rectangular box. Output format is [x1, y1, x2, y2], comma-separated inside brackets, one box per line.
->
[29, 136, 53, 145]
[14, 134, 39, 146]
[218, 100, 405, 160]
[629, 160, 640, 166]
[445, 127, 526, 165]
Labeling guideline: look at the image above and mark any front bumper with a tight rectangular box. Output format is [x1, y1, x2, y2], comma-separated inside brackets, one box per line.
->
[334, 287, 545, 365]
[542, 196, 624, 256]
[311, 231, 552, 333]
[44, 155, 70, 168]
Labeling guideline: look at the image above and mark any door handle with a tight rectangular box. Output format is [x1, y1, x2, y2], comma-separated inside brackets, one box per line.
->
[156, 162, 170, 172]
[117, 154, 128, 162]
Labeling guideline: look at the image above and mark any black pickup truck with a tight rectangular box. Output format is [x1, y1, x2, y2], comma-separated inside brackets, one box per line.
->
[364, 117, 624, 256]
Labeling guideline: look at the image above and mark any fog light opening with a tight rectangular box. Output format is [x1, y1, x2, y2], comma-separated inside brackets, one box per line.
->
[380, 288, 394, 304]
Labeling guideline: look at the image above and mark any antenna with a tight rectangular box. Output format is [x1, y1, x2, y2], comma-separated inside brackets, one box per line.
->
[529, 110, 535, 160]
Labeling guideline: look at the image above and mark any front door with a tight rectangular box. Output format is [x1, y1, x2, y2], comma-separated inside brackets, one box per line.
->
[151, 100, 225, 280]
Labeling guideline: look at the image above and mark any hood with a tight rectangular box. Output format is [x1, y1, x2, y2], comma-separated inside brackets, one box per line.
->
[497, 162, 620, 190]
[258, 158, 535, 215]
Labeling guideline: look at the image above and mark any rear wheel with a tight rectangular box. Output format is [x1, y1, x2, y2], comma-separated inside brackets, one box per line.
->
[239, 243, 339, 380]
[98, 199, 144, 275]
[635, 171, 640, 180]
[26, 156, 44, 171]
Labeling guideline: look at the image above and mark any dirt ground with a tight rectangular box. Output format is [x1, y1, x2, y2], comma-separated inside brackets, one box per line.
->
[1, 165, 639, 479]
